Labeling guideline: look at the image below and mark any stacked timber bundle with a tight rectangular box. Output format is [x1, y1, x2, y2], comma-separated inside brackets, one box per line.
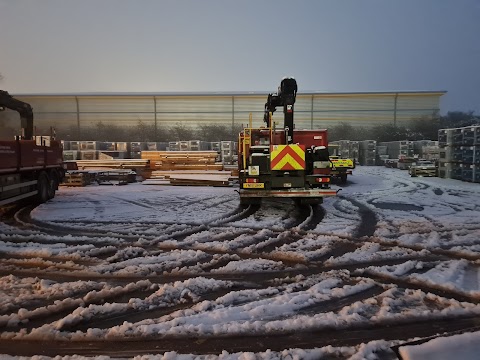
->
[75, 159, 150, 171]
[141, 151, 223, 171]
[140, 152, 230, 186]
[142, 170, 234, 187]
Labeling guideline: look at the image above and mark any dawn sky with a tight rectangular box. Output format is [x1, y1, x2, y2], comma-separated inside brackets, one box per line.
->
[1, 0, 479, 113]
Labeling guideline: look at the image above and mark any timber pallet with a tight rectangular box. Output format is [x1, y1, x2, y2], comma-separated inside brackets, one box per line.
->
[60, 173, 90, 187]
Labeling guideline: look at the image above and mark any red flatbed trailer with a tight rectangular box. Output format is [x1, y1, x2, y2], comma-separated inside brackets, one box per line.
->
[0, 90, 64, 206]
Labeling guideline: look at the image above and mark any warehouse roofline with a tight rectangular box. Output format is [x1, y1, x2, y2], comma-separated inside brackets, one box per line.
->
[12, 90, 447, 97]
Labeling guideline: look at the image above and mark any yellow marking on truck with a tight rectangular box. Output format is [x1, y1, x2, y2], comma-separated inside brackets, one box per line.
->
[270, 144, 305, 170]
[330, 158, 354, 168]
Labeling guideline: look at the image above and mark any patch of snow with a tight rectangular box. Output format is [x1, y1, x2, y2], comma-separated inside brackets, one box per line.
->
[399, 330, 480, 360]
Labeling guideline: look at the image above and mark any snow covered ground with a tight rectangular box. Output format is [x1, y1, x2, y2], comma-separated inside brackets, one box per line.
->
[1, 166, 480, 359]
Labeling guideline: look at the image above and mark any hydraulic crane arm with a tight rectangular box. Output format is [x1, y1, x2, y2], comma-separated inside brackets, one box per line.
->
[0, 90, 34, 140]
[263, 77, 297, 144]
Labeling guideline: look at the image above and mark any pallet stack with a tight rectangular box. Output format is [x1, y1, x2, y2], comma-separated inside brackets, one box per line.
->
[188, 140, 209, 151]
[210, 142, 222, 162]
[146, 142, 168, 151]
[220, 141, 238, 164]
[168, 142, 180, 151]
[439, 125, 480, 182]
[130, 142, 147, 159]
[359, 140, 376, 166]
[378, 141, 414, 159]
[329, 140, 359, 160]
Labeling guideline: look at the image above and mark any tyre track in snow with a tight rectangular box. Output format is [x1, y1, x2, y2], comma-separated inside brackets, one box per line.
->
[9, 203, 317, 272]
[3, 198, 470, 294]
[3, 175, 480, 356]
[3, 317, 480, 357]
[1, 198, 460, 287]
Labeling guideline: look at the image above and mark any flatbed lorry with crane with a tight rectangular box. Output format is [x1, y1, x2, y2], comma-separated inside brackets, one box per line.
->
[0, 90, 64, 206]
[238, 78, 338, 205]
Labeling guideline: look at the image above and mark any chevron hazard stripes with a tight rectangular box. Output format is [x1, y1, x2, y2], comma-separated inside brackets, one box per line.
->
[270, 144, 306, 170]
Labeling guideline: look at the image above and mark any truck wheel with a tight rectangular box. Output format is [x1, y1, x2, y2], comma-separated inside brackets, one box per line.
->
[48, 170, 60, 198]
[340, 174, 347, 184]
[50, 170, 60, 190]
[36, 173, 50, 204]
[47, 174, 56, 199]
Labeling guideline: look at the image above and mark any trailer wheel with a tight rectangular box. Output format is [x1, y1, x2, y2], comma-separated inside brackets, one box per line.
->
[36, 173, 50, 204]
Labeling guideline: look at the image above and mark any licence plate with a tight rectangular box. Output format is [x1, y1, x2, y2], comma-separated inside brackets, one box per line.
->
[243, 183, 265, 189]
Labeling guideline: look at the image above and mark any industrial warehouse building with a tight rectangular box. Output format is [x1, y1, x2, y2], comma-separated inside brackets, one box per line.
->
[10, 90, 445, 138]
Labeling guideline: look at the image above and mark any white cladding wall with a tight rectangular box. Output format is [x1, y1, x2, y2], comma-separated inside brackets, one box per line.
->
[15, 92, 443, 131]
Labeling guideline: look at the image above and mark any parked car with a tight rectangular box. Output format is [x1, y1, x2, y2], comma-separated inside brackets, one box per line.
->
[409, 160, 438, 177]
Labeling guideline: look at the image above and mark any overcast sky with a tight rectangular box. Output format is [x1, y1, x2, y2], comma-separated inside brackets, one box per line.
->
[1, 0, 479, 113]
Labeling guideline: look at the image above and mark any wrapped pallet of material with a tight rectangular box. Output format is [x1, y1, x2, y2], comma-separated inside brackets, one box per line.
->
[101, 142, 116, 151]
[179, 141, 189, 151]
[70, 141, 81, 151]
[79, 150, 98, 160]
[439, 146, 452, 162]
[116, 142, 129, 152]
[63, 150, 79, 161]
[422, 145, 440, 161]
[168, 142, 180, 151]
[61, 140, 71, 150]
[147, 142, 168, 151]
[475, 165, 480, 183]
[188, 140, 209, 151]
[438, 129, 454, 146]
[462, 164, 476, 182]
[438, 161, 453, 179]
[359, 140, 376, 166]
[81, 141, 101, 150]
[130, 142, 146, 152]
[452, 128, 464, 146]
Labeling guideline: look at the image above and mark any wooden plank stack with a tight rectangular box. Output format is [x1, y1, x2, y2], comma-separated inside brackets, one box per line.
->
[169, 175, 231, 187]
[141, 170, 234, 187]
[75, 159, 150, 171]
[141, 151, 222, 171]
